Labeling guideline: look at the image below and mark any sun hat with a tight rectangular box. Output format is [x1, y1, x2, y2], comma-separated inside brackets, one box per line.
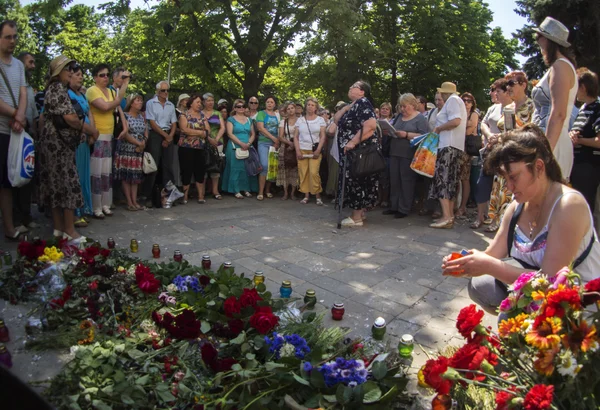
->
[533, 17, 571, 48]
[217, 98, 228, 106]
[49, 55, 75, 78]
[426, 102, 435, 110]
[177, 93, 190, 105]
[335, 100, 347, 109]
[437, 82, 459, 95]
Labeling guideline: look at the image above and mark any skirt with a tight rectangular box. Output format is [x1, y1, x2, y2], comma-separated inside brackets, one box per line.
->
[114, 136, 144, 184]
[428, 146, 462, 201]
[91, 134, 113, 210]
[75, 140, 93, 216]
[276, 145, 298, 187]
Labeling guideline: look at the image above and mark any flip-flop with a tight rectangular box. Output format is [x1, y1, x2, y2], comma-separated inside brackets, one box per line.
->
[470, 220, 483, 229]
[244, 192, 252, 198]
[257, 195, 264, 201]
[127, 205, 138, 211]
[235, 193, 244, 199]
[214, 194, 222, 200]
[300, 198, 309, 204]
[4, 231, 25, 242]
[266, 193, 273, 198]
[316, 198, 323, 206]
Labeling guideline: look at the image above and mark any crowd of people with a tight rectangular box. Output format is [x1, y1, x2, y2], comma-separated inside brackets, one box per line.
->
[1, 15, 600, 280]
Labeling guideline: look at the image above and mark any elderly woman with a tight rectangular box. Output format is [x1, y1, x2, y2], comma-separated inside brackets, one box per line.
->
[383, 94, 428, 218]
[256, 96, 280, 200]
[531, 16, 578, 179]
[68, 64, 97, 228]
[86, 63, 129, 218]
[202, 92, 226, 200]
[178, 93, 210, 204]
[222, 99, 258, 197]
[277, 102, 299, 200]
[443, 125, 600, 314]
[114, 94, 147, 210]
[38, 55, 99, 243]
[456, 92, 480, 219]
[294, 97, 327, 205]
[429, 82, 467, 229]
[570, 68, 600, 210]
[331, 80, 379, 226]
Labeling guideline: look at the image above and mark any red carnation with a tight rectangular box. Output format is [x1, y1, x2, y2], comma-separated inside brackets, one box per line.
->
[583, 278, 600, 305]
[239, 288, 262, 308]
[152, 311, 162, 325]
[135, 264, 160, 294]
[199, 275, 211, 286]
[18, 240, 46, 259]
[228, 319, 244, 336]
[449, 342, 491, 381]
[223, 296, 241, 317]
[542, 288, 581, 319]
[495, 390, 515, 410]
[162, 309, 201, 339]
[523, 384, 554, 410]
[249, 306, 279, 334]
[422, 356, 453, 395]
[89, 280, 98, 291]
[456, 304, 485, 339]
[100, 248, 111, 258]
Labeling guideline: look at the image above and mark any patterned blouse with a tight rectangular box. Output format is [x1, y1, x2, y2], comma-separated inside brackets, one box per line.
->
[178, 111, 206, 149]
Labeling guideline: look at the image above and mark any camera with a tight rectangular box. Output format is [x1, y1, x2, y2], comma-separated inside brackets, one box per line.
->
[121, 74, 134, 81]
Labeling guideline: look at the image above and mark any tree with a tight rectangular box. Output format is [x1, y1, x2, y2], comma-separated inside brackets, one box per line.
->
[516, 0, 600, 78]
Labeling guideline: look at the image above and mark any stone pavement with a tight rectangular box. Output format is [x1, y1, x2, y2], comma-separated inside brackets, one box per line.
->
[0, 194, 498, 395]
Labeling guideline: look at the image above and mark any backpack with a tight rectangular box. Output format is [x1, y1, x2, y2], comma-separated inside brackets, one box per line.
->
[244, 145, 262, 176]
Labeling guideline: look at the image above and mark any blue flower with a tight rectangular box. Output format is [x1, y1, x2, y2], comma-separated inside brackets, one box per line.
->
[303, 362, 313, 372]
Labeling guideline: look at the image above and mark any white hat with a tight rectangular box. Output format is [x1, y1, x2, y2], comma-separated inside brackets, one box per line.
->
[217, 98, 228, 106]
[533, 17, 571, 48]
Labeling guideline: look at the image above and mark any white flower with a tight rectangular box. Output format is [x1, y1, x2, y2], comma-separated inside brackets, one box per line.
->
[280, 343, 295, 358]
[557, 350, 581, 378]
[127, 265, 136, 277]
[354, 360, 365, 371]
[531, 276, 549, 289]
[589, 340, 599, 352]
[140, 320, 155, 333]
[167, 284, 178, 293]
[70, 345, 80, 355]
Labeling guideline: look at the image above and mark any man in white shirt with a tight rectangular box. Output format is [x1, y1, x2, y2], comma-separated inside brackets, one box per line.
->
[430, 82, 467, 229]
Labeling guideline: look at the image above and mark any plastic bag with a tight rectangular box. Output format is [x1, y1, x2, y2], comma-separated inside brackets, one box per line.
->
[410, 132, 439, 178]
[7, 129, 35, 187]
[267, 146, 278, 181]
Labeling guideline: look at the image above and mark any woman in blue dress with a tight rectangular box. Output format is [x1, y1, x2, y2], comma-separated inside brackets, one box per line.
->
[68, 65, 96, 227]
[221, 99, 258, 197]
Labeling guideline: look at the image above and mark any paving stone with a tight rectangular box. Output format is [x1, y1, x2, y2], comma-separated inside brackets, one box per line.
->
[270, 247, 319, 264]
[349, 289, 410, 316]
[310, 276, 360, 299]
[328, 268, 391, 291]
[277, 263, 322, 282]
[370, 277, 431, 307]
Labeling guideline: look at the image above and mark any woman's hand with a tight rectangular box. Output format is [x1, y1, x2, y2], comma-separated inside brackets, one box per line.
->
[569, 130, 582, 146]
[344, 141, 356, 153]
[313, 148, 321, 159]
[208, 137, 218, 147]
[441, 249, 494, 278]
[241, 143, 250, 150]
[297, 151, 304, 160]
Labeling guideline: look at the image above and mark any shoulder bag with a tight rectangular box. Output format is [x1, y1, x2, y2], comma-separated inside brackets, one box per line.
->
[347, 127, 386, 179]
[143, 151, 157, 174]
[283, 119, 298, 167]
[232, 141, 249, 159]
[304, 117, 319, 152]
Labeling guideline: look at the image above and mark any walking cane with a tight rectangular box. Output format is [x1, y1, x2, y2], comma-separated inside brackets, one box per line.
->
[337, 155, 347, 229]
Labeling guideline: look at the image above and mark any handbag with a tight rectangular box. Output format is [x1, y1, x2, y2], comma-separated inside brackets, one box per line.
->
[244, 145, 262, 176]
[465, 134, 482, 156]
[305, 117, 319, 152]
[347, 128, 386, 179]
[232, 142, 249, 159]
[205, 144, 223, 173]
[142, 152, 157, 174]
[283, 120, 298, 167]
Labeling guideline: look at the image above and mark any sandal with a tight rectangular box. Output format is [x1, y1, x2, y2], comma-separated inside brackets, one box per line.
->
[316, 198, 323, 206]
[235, 193, 244, 199]
[135, 205, 147, 211]
[102, 206, 113, 216]
[93, 211, 105, 219]
[483, 218, 493, 225]
[74, 217, 88, 228]
[485, 223, 499, 233]
[197, 199, 206, 204]
[257, 195, 264, 201]
[4, 230, 25, 242]
[243, 192, 252, 198]
[341, 217, 363, 227]
[127, 205, 138, 211]
[300, 198, 309, 204]
[470, 220, 483, 229]
[266, 193, 273, 199]
[214, 194, 222, 200]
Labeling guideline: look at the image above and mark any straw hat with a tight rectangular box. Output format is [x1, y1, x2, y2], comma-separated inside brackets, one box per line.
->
[177, 93, 190, 105]
[49, 55, 75, 78]
[533, 17, 571, 48]
[437, 82, 459, 94]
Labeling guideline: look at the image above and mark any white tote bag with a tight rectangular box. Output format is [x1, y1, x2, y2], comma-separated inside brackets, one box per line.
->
[142, 152, 157, 174]
[7, 129, 35, 187]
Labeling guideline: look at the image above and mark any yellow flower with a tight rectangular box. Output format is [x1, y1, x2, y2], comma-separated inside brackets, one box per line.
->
[37, 246, 64, 263]
[531, 290, 546, 301]
[533, 345, 559, 376]
[499, 313, 529, 337]
[525, 317, 562, 350]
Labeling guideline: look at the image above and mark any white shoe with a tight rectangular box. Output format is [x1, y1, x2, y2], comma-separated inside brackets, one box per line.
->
[63, 233, 87, 245]
[102, 206, 113, 216]
[53, 229, 63, 238]
[15, 225, 29, 233]
[341, 217, 363, 227]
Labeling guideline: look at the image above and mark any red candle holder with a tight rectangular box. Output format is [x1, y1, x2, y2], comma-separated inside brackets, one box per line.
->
[331, 303, 345, 320]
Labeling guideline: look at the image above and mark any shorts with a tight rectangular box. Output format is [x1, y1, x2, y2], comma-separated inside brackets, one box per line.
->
[0, 132, 11, 188]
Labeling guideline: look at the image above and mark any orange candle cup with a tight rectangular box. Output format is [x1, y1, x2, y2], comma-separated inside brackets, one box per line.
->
[444, 252, 465, 276]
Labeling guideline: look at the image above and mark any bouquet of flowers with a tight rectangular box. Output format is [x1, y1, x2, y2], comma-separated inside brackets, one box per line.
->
[421, 267, 600, 410]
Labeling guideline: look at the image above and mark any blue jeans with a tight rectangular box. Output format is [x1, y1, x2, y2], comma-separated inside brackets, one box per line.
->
[258, 142, 273, 177]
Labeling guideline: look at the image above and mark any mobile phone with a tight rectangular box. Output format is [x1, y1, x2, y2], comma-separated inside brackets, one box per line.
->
[460, 249, 470, 256]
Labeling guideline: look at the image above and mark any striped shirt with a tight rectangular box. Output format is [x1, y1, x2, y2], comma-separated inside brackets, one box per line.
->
[572, 99, 600, 162]
[0, 57, 26, 134]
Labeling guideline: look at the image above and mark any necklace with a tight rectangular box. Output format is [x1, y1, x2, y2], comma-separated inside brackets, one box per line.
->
[527, 183, 552, 239]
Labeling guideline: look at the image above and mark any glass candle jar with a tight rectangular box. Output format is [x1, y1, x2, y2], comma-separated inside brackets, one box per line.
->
[432, 394, 457, 410]
[130, 239, 138, 253]
[223, 262, 232, 271]
[331, 302, 345, 320]
[0, 320, 9, 343]
[202, 255, 211, 270]
[253, 271, 265, 286]
[398, 334, 414, 358]
[280, 280, 292, 298]
[0, 344, 12, 368]
[107, 237, 115, 249]
[304, 289, 317, 309]
[371, 317, 386, 340]
[152, 244, 161, 258]
[3, 252, 12, 266]
[173, 250, 183, 262]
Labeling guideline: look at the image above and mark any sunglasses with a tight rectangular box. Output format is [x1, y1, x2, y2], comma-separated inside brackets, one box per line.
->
[159, 89, 169, 93]
[462, 99, 473, 103]
[97, 73, 109, 78]
[235, 105, 245, 109]
[507, 80, 522, 87]
[248, 101, 258, 105]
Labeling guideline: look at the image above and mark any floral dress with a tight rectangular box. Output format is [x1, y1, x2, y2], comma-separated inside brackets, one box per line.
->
[336, 97, 379, 210]
[276, 118, 299, 188]
[37, 81, 83, 209]
[113, 113, 146, 184]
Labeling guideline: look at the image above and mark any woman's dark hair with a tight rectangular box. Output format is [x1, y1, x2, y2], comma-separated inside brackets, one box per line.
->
[577, 67, 599, 99]
[92, 63, 110, 77]
[492, 78, 509, 93]
[484, 124, 563, 183]
[542, 38, 576, 68]
[186, 93, 202, 110]
[264, 95, 278, 106]
[460, 92, 477, 114]
[354, 80, 371, 96]
[505, 71, 528, 85]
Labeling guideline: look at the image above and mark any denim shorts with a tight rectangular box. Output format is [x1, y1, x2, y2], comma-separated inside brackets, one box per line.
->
[258, 142, 272, 177]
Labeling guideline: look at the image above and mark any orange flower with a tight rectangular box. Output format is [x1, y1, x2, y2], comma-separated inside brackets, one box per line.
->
[499, 313, 529, 337]
[531, 290, 546, 301]
[562, 320, 599, 353]
[533, 345, 559, 377]
[525, 317, 562, 350]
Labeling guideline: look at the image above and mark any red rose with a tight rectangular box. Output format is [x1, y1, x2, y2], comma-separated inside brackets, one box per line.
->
[100, 248, 111, 258]
[495, 390, 515, 410]
[228, 319, 244, 336]
[523, 384, 554, 410]
[18, 240, 46, 259]
[223, 296, 241, 317]
[152, 311, 163, 325]
[422, 356, 453, 395]
[135, 264, 161, 294]
[249, 306, 279, 334]
[201, 343, 218, 367]
[62, 285, 73, 302]
[584, 278, 600, 305]
[239, 288, 262, 308]
[199, 275, 211, 286]
[163, 309, 201, 339]
[449, 343, 491, 381]
[456, 304, 484, 339]
[89, 280, 98, 291]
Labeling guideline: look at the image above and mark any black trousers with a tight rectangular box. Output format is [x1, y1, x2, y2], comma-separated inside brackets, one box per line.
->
[570, 160, 600, 211]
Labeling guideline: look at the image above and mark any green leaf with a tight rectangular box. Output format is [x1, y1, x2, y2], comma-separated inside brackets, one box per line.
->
[91, 400, 112, 410]
[362, 381, 382, 403]
[293, 373, 310, 386]
[135, 375, 149, 385]
[372, 361, 387, 380]
[256, 283, 266, 292]
[121, 395, 135, 405]
[155, 388, 176, 403]
[310, 369, 326, 388]
[201, 321, 211, 334]
[245, 352, 256, 360]
[517, 297, 529, 308]
[230, 331, 246, 345]
[323, 394, 337, 403]
[336, 384, 353, 404]
[127, 349, 145, 360]
[206, 300, 216, 306]
[303, 394, 321, 407]
[231, 363, 243, 371]
[303, 311, 316, 323]
[265, 362, 286, 371]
